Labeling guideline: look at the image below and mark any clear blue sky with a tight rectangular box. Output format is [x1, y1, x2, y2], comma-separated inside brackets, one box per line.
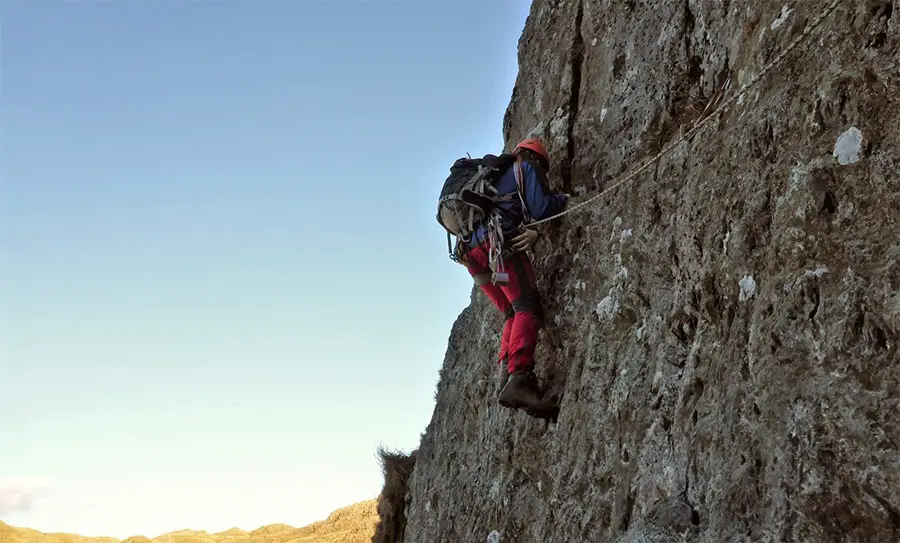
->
[0, 0, 531, 537]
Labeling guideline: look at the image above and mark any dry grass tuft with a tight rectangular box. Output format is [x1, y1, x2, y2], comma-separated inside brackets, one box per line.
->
[644, 64, 732, 158]
[372, 446, 417, 543]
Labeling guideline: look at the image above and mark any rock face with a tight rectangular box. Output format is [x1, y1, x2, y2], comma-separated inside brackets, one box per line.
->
[403, 1, 900, 542]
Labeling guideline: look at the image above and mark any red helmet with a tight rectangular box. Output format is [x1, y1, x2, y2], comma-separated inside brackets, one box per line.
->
[514, 138, 550, 165]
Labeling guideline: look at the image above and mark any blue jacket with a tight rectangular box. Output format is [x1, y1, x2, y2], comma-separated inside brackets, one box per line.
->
[466, 159, 568, 250]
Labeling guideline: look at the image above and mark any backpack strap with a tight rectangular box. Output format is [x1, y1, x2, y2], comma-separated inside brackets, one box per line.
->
[512, 160, 533, 225]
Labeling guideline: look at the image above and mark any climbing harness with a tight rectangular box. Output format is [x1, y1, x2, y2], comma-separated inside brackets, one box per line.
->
[525, 0, 845, 228]
[487, 158, 538, 283]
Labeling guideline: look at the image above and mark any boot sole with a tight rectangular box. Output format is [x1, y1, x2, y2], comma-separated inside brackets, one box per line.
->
[525, 405, 560, 423]
[498, 396, 527, 410]
[498, 394, 559, 414]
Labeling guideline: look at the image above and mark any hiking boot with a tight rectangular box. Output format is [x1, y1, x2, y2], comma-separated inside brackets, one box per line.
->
[498, 360, 509, 390]
[498, 370, 557, 413]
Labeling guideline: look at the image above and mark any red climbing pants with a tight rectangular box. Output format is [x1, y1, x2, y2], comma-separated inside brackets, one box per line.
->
[465, 242, 544, 374]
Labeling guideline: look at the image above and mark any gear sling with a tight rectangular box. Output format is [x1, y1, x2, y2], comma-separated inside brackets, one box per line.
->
[436, 153, 532, 285]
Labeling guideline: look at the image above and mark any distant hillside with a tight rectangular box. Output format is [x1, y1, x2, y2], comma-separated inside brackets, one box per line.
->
[0, 499, 378, 543]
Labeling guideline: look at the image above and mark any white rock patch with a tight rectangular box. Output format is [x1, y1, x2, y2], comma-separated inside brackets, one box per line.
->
[597, 293, 620, 320]
[739, 275, 757, 302]
[771, 5, 793, 30]
[833, 126, 863, 165]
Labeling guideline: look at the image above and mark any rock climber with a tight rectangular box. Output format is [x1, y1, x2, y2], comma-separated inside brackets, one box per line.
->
[460, 138, 568, 419]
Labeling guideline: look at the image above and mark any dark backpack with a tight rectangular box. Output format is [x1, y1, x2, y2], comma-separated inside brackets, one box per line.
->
[436, 153, 519, 262]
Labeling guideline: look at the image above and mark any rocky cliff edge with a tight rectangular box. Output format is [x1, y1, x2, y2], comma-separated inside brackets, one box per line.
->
[394, 1, 900, 541]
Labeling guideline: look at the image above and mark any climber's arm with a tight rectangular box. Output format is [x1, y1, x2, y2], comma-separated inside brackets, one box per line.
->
[521, 160, 568, 221]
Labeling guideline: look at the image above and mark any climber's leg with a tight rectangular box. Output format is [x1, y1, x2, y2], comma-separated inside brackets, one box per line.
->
[496, 252, 557, 415]
[465, 243, 515, 374]
[499, 251, 545, 374]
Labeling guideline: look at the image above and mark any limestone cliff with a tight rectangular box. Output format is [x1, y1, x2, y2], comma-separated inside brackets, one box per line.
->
[401, 0, 900, 541]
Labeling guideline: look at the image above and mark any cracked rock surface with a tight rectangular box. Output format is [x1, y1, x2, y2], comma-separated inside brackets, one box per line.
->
[405, 1, 900, 542]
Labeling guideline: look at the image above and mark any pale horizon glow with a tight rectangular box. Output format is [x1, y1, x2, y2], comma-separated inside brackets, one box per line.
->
[0, 0, 531, 538]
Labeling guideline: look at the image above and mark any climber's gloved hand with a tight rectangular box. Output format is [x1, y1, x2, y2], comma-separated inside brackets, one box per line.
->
[511, 227, 539, 252]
